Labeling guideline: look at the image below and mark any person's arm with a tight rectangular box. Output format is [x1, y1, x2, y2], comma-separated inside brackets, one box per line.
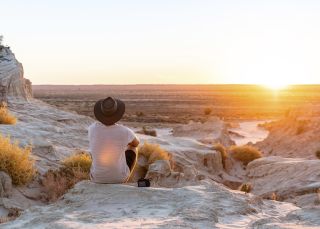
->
[128, 137, 139, 147]
[127, 127, 139, 147]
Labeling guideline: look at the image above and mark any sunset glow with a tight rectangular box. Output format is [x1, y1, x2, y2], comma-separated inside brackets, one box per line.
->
[1, 1, 320, 85]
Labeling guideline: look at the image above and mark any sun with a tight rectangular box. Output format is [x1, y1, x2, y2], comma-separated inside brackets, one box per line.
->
[262, 82, 288, 90]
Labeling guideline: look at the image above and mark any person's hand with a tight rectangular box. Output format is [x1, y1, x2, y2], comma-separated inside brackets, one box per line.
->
[128, 137, 139, 147]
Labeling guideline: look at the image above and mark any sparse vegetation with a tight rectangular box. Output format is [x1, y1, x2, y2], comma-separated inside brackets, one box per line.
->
[270, 192, 278, 201]
[229, 145, 262, 165]
[41, 150, 92, 202]
[0, 208, 21, 224]
[62, 150, 92, 173]
[136, 111, 144, 117]
[212, 143, 227, 168]
[239, 183, 252, 193]
[130, 142, 171, 180]
[204, 107, 212, 115]
[139, 142, 171, 165]
[0, 107, 17, 125]
[315, 150, 320, 159]
[296, 119, 309, 135]
[0, 135, 35, 185]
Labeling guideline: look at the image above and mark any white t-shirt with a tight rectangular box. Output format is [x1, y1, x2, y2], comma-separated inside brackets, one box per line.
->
[88, 122, 137, 183]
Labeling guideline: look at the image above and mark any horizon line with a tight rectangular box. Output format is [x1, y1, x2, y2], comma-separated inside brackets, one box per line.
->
[32, 83, 320, 86]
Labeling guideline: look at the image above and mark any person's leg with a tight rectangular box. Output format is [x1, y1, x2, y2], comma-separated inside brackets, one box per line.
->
[125, 147, 137, 171]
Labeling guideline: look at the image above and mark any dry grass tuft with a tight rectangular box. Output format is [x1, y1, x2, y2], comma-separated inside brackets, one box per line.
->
[239, 183, 252, 193]
[315, 150, 320, 159]
[130, 142, 171, 181]
[296, 120, 309, 135]
[139, 142, 171, 165]
[204, 107, 212, 115]
[62, 151, 92, 173]
[41, 151, 91, 203]
[0, 135, 35, 185]
[229, 145, 262, 165]
[212, 143, 227, 168]
[136, 111, 144, 117]
[0, 208, 21, 224]
[0, 107, 17, 125]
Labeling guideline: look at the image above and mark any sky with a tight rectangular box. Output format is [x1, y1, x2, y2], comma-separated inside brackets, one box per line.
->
[1, 0, 320, 86]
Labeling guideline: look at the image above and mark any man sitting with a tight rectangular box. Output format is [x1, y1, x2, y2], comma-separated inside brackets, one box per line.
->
[88, 97, 139, 183]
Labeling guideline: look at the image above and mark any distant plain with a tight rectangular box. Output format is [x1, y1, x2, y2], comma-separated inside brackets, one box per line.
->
[33, 84, 320, 126]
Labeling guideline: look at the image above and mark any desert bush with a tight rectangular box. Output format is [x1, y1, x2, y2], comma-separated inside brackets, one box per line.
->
[41, 151, 91, 202]
[136, 111, 144, 117]
[212, 143, 227, 169]
[315, 150, 320, 159]
[139, 142, 171, 165]
[130, 142, 171, 181]
[0, 107, 17, 125]
[229, 145, 262, 165]
[296, 120, 309, 135]
[239, 183, 252, 193]
[0, 135, 35, 185]
[204, 107, 212, 115]
[62, 151, 92, 173]
[270, 192, 279, 201]
[41, 170, 69, 202]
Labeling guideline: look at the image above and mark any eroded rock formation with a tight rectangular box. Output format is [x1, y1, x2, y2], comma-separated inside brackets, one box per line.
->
[0, 46, 32, 100]
[246, 156, 320, 207]
[255, 117, 320, 159]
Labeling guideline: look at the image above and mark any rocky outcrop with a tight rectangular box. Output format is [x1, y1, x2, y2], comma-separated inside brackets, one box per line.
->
[4, 180, 316, 229]
[0, 99, 93, 174]
[0, 46, 32, 100]
[246, 156, 320, 207]
[255, 117, 320, 159]
[172, 117, 235, 146]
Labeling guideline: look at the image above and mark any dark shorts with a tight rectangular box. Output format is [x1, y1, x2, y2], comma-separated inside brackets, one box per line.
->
[125, 149, 137, 171]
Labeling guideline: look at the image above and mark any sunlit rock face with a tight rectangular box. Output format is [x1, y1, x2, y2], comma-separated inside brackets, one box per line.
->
[246, 156, 320, 207]
[255, 116, 320, 159]
[0, 46, 32, 100]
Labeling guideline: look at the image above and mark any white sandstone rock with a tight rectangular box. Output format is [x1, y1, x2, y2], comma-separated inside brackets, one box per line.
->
[246, 156, 320, 207]
[3, 180, 315, 229]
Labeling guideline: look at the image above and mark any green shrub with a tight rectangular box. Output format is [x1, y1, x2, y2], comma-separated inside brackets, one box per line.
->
[0, 135, 35, 185]
[229, 145, 262, 165]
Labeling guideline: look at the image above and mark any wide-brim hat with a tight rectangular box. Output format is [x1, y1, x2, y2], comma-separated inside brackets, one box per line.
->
[94, 97, 125, 125]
